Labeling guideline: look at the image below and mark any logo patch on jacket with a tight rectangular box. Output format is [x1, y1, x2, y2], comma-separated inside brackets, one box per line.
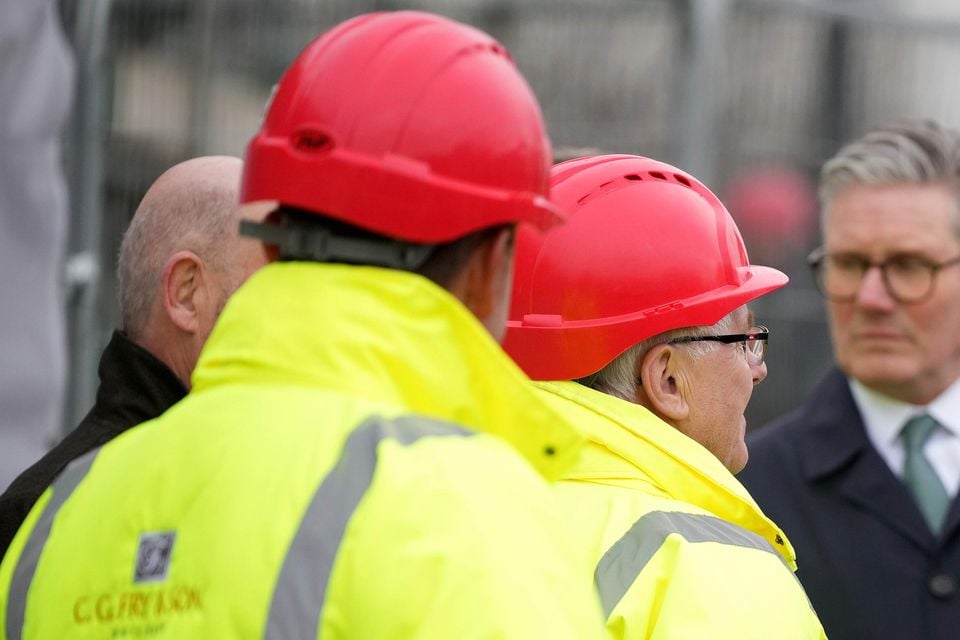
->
[134, 531, 176, 583]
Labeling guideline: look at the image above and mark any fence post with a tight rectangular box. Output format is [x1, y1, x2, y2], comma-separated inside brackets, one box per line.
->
[62, 0, 114, 434]
[675, 0, 731, 186]
[187, 0, 218, 156]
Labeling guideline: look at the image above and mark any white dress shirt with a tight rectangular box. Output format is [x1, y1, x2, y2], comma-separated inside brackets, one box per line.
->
[851, 377, 960, 496]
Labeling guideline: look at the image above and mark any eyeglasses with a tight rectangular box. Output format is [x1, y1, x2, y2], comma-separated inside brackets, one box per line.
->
[668, 325, 769, 365]
[807, 248, 960, 304]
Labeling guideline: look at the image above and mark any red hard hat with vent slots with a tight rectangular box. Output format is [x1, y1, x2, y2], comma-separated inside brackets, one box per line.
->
[504, 154, 788, 381]
[241, 10, 562, 243]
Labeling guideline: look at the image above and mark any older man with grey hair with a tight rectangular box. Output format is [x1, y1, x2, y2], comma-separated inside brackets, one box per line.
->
[0, 155, 270, 559]
[503, 154, 825, 639]
[742, 119, 960, 640]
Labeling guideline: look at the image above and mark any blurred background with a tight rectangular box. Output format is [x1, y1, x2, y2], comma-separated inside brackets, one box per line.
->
[52, 0, 960, 437]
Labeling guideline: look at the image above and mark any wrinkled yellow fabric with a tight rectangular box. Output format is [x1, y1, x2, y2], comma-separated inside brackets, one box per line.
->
[535, 380, 827, 640]
[0, 263, 607, 639]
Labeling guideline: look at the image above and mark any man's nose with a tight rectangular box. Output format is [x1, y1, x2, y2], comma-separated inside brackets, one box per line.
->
[751, 360, 768, 386]
[855, 264, 897, 310]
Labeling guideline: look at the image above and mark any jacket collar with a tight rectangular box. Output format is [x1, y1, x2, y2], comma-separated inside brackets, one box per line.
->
[535, 380, 796, 566]
[794, 369, 946, 549]
[89, 330, 188, 430]
[796, 369, 870, 480]
[192, 262, 584, 480]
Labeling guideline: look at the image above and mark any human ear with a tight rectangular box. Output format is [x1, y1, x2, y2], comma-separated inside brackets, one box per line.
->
[637, 344, 690, 421]
[161, 250, 206, 334]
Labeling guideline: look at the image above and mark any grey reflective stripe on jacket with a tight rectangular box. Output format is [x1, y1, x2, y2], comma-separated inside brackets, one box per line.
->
[264, 415, 473, 639]
[594, 510, 786, 617]
[5, 415, 473, 640]
[6, 448, 100, 640]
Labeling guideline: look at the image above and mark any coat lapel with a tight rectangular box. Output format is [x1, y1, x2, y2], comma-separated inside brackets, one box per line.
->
[939, 493, 960, 541]
[798, 370, 935, 552]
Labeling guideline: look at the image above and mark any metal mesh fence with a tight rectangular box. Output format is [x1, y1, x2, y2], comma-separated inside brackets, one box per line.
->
[57, 0, 960, 432]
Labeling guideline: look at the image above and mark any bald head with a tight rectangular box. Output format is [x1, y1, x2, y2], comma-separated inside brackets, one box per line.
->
[117, 155, 270, 385]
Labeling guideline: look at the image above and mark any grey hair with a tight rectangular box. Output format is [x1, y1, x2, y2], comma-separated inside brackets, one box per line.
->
[820, 119, 960, 236]
[576, 312, 739, 401]
[117, 175, 238, 339]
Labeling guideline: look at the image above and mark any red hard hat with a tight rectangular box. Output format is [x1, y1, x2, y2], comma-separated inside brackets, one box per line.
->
[503, 155, 789, 381]
[241, 11, 562, 243]
[724, 166, 817, 244]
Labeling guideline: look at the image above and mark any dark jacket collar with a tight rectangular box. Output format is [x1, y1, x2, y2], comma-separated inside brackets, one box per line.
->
[797, 368, 944, 549]
[80, 330, 188, 437]
[797, 368, 869, 480]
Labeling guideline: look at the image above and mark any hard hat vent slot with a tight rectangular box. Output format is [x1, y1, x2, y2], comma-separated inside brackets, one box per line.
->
[291, 130, 334, 154]
[463, 42, 509, 59]
[624, 174, 643, 181]
[648, 171, 666, 180]
[674, 175, 691, 187]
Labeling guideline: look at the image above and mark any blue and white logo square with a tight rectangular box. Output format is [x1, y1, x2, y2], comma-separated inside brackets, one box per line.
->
[134, 531, 176, 583]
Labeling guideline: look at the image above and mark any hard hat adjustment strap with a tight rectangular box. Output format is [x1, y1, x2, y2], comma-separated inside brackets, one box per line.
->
[240, 220, 435, 271]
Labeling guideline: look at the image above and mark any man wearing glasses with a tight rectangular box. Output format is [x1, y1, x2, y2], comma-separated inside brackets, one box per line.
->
[503, 154, 826, 639]
[740, 119, 960, 640]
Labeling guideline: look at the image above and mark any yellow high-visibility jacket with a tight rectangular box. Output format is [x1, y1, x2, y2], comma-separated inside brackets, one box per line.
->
[534, 381, 827, 640]
[0, 263, 608, 640]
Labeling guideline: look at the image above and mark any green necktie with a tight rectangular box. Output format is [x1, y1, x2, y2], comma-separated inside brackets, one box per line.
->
[901, 414, 950, 532]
